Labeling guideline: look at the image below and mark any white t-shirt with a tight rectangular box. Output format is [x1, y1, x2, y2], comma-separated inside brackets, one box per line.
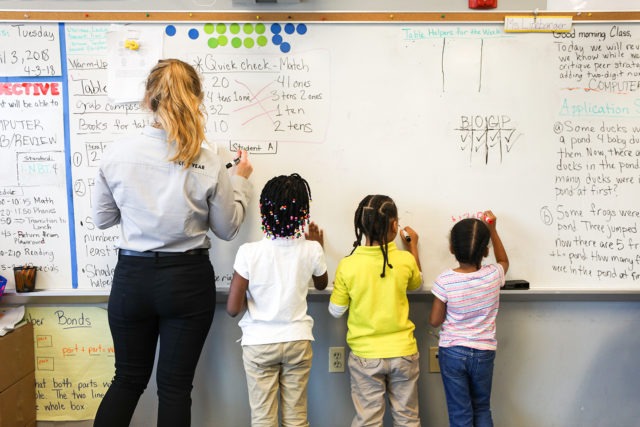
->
[233, 236, 327, 345]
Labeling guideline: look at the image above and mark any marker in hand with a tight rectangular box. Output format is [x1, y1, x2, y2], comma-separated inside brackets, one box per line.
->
[225, 156, 241, 169]
[400, 228, 411, 243]
[484, 210, 495, 224]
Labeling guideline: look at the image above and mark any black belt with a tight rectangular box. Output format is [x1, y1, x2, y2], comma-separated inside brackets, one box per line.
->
[119, 248, 209, 257]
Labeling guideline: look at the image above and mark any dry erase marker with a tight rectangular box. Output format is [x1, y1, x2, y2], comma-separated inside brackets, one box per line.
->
[225, 157, 241, 169]
[485, 216, 494, 224]
[400, 228, 411, 242]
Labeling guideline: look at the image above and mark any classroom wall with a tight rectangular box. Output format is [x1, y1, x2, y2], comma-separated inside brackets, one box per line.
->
[3, 0, 640, 425]
[32, 296, 640, 427]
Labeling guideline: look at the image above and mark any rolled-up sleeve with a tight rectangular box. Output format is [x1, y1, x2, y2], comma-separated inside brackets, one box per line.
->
[208, 171, 252, 241]
[92, 167, 121, 230]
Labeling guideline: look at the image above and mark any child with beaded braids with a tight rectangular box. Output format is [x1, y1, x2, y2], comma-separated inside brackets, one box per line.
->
[227, 173, 328, 427]
[429, 210, 509, 427]
[329, 195, 423, 427]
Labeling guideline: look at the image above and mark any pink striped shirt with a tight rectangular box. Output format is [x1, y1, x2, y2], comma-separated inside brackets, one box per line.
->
[432, 264, 505, 351]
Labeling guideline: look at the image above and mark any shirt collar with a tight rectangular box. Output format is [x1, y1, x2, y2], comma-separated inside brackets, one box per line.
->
[262, 236, 305, 246]
[143, 126, 167, 140]
[354, 242, 398, 255]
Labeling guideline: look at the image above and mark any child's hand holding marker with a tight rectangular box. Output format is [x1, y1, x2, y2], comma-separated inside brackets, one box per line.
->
[400, 226, 421, 272]
[400, 226, 418, 245]
[483, 210, 497, 226]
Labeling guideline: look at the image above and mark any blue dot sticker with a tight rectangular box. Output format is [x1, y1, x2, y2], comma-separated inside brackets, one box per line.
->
[280, 42, 291, 53]
[165, 25, 177, 36]
[167, 21, 309, 52]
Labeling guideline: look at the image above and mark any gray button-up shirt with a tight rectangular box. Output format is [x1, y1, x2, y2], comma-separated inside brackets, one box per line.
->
[92, 126, 252, 252]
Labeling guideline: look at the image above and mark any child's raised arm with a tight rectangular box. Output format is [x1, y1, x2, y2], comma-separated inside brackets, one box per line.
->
[305, 221, 328, 290]
[483, 210, 509, 274]
[400, 226, 421, 272]
[305, 221, 324, 247]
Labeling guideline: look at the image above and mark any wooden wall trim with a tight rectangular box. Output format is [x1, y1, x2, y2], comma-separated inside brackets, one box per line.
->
[0, 10, 638, 23]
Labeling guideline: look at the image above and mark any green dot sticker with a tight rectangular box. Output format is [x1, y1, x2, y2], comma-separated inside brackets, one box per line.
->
[201, 23, 271, 49]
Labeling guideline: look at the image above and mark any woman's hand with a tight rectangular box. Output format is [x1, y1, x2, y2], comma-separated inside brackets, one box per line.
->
[234, 149, 253, 179]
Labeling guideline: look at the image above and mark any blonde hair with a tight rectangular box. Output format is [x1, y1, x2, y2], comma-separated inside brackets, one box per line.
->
[143, 59, 206, 167]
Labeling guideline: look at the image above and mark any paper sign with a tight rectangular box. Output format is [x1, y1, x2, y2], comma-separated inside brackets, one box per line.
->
[0, 23, 61, 77]
[106, 24, 163, 103]
[505, 16, 573, 33]
[25, 307, 114, 421]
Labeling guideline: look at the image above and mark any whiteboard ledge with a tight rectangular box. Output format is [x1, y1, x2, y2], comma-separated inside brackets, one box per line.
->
[0, 289, 110, 304]
[307, 289, 640, 302]
[3, 289, 640, 305]
[1, 10, 639, 23]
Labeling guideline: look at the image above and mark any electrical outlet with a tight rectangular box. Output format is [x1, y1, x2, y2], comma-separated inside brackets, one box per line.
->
[429, 346, 440, 373]
[329, 346, 345, 372]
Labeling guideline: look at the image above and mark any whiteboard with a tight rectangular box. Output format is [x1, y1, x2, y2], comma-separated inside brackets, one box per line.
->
[1, 21, 640, 292]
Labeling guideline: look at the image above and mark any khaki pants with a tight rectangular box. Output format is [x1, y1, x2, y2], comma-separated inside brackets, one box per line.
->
[348, 352, 421, 427]
[242, 340, 313, 427]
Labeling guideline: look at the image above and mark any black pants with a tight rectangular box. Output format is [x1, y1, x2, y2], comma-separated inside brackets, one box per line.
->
[94, 253, 216, 427]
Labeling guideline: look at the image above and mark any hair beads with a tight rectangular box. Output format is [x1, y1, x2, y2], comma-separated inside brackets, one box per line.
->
[260, 174, 312, 239]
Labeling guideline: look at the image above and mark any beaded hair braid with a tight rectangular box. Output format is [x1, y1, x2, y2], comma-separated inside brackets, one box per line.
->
[450, 218, 491, 269]
[260, 173, 312, 239]
[351, 195, 398, 278]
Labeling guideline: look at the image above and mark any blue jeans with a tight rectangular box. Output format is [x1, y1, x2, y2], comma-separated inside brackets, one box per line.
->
[94, 253, 216, 427]
[439, 346, 496, 427]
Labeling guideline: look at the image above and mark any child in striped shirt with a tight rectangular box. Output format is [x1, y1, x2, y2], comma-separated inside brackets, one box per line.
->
[429, 210, 509, 427]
